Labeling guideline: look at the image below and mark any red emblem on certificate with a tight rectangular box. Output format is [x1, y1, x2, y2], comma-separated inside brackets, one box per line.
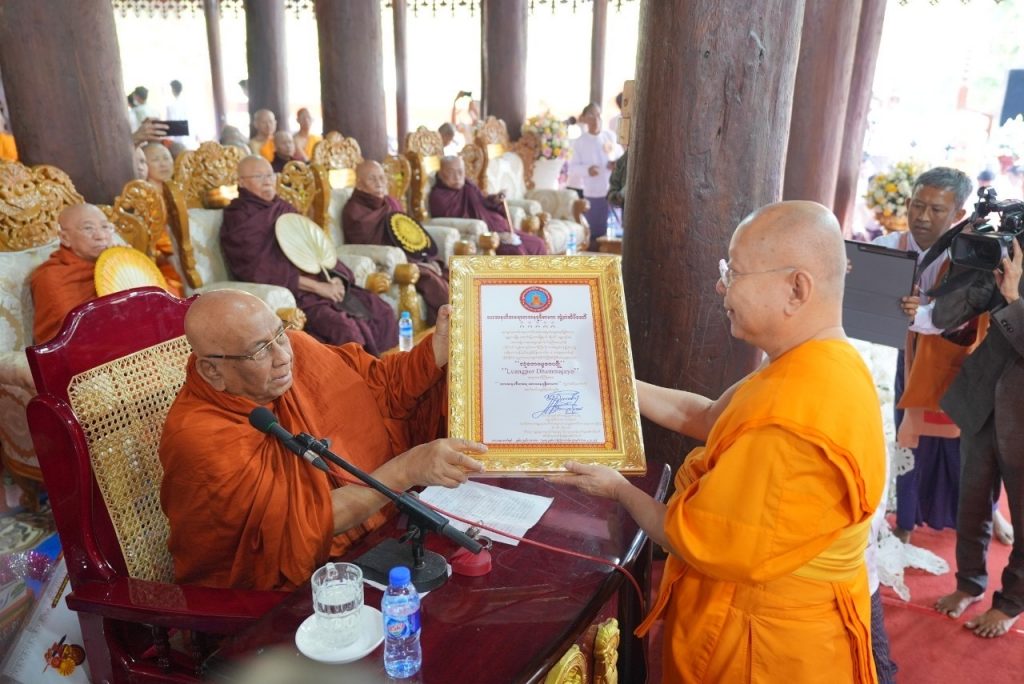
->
[519, 286, 552, 313]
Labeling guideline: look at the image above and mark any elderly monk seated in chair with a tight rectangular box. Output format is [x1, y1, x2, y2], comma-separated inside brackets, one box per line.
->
[429, 156, 547, 256]
[343, 160, 449, 325]
[222, 156, 397, 356]
[551, 201, 885, 683]
[159, 289, 485, 590]
[30, 203, 117, 344]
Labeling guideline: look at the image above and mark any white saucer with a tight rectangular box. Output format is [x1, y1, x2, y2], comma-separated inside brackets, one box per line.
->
[295, 605, 384, 664]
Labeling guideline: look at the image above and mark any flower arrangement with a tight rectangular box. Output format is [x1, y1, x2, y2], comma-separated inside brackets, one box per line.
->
[522, 112, 571, 161]
[865, 160, 925, 219]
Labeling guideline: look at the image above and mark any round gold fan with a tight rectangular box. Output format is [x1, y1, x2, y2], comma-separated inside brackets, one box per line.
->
[389, 212, 431, 253]
[94, 246, 169, 296]
[275, 213, 335, 277]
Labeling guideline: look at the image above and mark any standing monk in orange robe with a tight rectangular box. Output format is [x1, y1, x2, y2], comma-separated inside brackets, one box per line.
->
[159, 290, 485, 590]
[551, 201, 886, 683]
[30, 204, 117, 343]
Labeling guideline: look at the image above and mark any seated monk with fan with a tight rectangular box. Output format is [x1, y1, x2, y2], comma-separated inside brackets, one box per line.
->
[30, 204, 117, 344]
[159, 289, 485, 590]
[343, 160, 449, 325]
[221, 156, 398, 356]
[429, 156, 548, 256]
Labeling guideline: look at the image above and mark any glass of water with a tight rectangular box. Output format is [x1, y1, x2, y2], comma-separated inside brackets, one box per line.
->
[311, 562, 364, 649]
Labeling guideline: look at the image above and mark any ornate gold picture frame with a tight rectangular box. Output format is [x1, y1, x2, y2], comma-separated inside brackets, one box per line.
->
[448, 255, 645, 475]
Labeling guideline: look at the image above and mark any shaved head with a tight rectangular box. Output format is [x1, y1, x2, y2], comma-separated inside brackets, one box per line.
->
[187, 290, 295, 404]
[237, 156, 277, 202]
[438, 155, 466, 189]
[720, 201, 846, 358]
[58, 203, 115, 261]
[355, 159, 388, 198]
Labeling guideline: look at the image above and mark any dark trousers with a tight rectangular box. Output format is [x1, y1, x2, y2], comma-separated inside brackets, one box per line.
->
[584, 196, 610, 251]
[955, 414, 1024, 617]
[871, 589, 898, 684]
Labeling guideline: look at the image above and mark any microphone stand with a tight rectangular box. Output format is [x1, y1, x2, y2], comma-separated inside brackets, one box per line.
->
[290, 432, 481, 592]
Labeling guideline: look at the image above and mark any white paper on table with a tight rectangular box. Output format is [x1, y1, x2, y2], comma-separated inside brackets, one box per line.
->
[417, 481, 553, 546]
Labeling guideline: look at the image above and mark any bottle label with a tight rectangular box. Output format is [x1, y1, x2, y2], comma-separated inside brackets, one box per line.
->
[385, 610, 421, 639]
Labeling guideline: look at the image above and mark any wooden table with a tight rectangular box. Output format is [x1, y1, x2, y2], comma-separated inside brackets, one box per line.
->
[204, 467, 670, 684]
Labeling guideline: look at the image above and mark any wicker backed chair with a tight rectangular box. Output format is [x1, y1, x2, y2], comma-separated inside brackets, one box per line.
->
[471, 116, 590, 254]
[26, 287, 284, 683]
[0, 161, 167, 503]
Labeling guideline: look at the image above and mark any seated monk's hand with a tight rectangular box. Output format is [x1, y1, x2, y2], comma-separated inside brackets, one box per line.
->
[432, 305, 452, 369]
[318, 277, 346, 303]
[546, 461, 627, 501]
[401, 438, 486, 488]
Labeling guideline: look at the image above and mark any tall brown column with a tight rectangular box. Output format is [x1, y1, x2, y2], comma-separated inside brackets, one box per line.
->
[0, 0, 133, 203]
[316, 0, 388, 160]
[834, 0, 887, 235]
[623, 0, 804, 471]
[205, 0, 228, 136]
[481, 0, 527, 139]
[244, 0, 289, 127]
[782, 0, 863, 206]
[393, 0, 409, 151]
[590, 0, 608, 107]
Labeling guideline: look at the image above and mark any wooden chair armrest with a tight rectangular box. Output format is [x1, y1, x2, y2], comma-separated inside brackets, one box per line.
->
[66, 577, 287, 634]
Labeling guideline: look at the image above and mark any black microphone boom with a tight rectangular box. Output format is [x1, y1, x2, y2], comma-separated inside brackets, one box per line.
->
[247, 407, 482, 556]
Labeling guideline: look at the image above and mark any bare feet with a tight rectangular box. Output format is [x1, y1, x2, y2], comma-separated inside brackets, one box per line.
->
[893, 526, 911, 544]
[993, 509, 1014, 546]
[965, 608, 1019, 638]
[935, 590, 983, 618]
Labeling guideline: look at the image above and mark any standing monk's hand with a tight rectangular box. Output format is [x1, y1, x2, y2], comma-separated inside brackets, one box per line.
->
[400, 438, 487, 489]
[547, 461, 627, 501]
[995, 244, 1022, 304]
[432, 304, 452, 369]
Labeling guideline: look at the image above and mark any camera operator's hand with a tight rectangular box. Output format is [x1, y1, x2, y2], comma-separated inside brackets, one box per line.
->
[995, 244, 1022, 304]
[901, 289, 921, 320]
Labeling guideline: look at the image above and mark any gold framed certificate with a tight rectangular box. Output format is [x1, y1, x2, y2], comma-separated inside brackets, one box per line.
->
[448, 255, 645, 475]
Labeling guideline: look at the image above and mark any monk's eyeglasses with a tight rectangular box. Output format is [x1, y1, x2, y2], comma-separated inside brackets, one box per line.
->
[239, 173, 276, 182]
[718, 259, 796, 289]
[203, 324, 294, 362]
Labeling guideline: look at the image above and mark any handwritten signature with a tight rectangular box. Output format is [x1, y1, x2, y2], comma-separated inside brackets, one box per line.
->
[532, 390, 583, 418]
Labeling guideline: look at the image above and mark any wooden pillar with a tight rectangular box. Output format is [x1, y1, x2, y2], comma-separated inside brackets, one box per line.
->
[590, 0, 608, 107]
[316, 0, 388, 160]
[204, 0, 228, 136]
[393, 0, 409, 151]
[0, 0, 133, 203]
[782, 0, 863, 206]
[834, 0, 887, 235]
[622, 0, 804, 475]
[244, 0, 289, 128]
[481, 0, 527, 139]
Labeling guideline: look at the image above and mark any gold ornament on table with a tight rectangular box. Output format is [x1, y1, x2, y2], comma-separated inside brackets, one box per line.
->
[864, 161, 925, 234]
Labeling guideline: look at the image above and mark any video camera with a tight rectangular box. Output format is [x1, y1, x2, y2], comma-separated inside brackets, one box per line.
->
[950, 187, 1024, 271]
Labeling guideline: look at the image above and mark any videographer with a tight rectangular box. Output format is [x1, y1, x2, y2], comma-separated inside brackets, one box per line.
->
[933, 229, 1023, 638]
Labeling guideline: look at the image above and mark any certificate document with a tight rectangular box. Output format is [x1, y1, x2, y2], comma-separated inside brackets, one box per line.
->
[448, 255, 645, 475]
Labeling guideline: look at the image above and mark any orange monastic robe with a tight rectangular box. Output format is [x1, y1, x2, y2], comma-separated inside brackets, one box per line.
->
[0, 132, 17, 161]
[159, 330, 445, 591]
[153, 230, 185, 297]
[29, 245, 98, 344]
[637, 339, 886, 683]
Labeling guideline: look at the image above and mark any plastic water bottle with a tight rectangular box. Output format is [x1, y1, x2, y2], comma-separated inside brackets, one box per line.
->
[566, 231, 577, 255]
[398, 311, 414, 352]
[382, 565, 422, 678]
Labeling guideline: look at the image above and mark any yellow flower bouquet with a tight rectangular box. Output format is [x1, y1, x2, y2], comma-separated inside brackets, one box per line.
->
[522, 112, 571, 160]
[865, 161, 925, 221]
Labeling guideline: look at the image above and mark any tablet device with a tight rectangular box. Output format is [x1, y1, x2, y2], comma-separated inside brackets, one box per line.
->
[843, 240, 918, 349]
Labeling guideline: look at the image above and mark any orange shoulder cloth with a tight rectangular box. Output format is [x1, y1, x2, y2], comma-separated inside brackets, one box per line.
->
[29, 246, 97, 344]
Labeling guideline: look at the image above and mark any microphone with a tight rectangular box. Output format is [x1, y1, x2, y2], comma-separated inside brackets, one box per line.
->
[247, 407, 482, 556]
[249, 407, 330, 474]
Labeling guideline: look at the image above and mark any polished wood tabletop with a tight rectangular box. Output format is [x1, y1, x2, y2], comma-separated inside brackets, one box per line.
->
[205, 467, 670, 684]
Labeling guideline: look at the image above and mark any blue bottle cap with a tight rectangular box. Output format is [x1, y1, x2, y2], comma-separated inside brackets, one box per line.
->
[389, 565, 411, 586]
[400, 311, 411, 319]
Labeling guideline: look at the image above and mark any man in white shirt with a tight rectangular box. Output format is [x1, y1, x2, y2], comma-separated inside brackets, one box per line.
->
[569, 104, 622, 251]
[165, 80, 191, 146]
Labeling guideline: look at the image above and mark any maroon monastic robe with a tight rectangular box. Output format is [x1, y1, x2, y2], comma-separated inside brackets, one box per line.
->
[428, 178, 548, 256]
[221, 188, 398, 356]
[342, 189, 449, 325]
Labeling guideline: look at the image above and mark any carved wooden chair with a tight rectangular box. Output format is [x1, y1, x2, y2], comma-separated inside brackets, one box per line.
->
[404, 125, 490, 253]
[472, 116, 590, 254]
[0, 161, 167, 505]
[25, 287, 285, 683]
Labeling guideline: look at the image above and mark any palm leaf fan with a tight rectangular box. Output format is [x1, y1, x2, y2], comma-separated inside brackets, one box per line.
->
[94, 246, 169, 296]
[275, 213, 335, 281]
